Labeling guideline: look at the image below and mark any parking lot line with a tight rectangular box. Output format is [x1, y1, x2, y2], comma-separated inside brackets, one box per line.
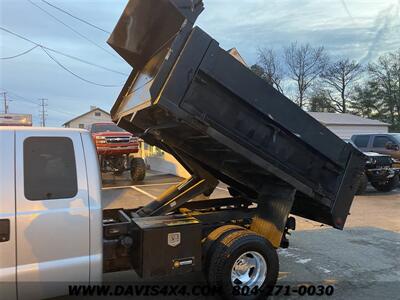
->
[102, 185, 135, 190]
[102, 182, 182, 191]
[135, 182, 182, 187]
[216, 187, 228, 192]
[131, 186, 157, 199]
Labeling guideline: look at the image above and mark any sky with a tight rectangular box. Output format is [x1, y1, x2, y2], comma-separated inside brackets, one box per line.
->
[0, 0, 399, 126]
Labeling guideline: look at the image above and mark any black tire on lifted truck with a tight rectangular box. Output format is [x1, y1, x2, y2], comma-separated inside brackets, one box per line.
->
[356, 172, 368, 195]
[371, 174, 399, 192]
[207, 230, 279, 300]
[130, 157, 146, 182]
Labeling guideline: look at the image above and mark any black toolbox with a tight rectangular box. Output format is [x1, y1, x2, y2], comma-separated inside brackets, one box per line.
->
[131, 215, 202, 278]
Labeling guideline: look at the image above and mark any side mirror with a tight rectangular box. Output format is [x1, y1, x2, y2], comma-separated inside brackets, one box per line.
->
[385, 142, 399, 151]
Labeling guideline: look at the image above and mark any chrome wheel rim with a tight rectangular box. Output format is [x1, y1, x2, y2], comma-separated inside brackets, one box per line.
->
[231, 251, 267, 288]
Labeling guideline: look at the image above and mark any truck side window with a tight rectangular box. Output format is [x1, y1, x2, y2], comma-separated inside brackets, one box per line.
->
[353, 136, 369, 148]
[373, 136, 392, 148]
[24, 137, 78, 200]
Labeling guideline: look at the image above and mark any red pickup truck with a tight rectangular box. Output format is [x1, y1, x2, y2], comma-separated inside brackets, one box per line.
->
[89, 122, 146, 181]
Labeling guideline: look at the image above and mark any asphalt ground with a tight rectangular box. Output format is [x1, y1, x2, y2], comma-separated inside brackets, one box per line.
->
[99, 171, 400, 299]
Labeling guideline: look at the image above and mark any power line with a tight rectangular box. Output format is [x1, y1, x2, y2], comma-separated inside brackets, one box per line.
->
[44, 46, 128, 76]
[0, 26, 128, 76]
[0, 45, 40, 60]
[0, 27, 125, 87]
[0, 88, 76, 117]
[27, 0, 118, 59]
[0, 88, 38, 106]
[41, 0, 111, 34]
[41, 47, 123, 87]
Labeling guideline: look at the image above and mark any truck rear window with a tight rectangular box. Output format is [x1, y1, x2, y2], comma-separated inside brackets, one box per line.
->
[24, 137, 78, 200]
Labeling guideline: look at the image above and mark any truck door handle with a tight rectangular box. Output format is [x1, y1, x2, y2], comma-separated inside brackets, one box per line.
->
[0, 219, 10, 242]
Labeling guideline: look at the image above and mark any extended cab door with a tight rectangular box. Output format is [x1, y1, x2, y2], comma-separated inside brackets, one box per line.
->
[15, 131, 90, 299]
[0, 130, 17, 300]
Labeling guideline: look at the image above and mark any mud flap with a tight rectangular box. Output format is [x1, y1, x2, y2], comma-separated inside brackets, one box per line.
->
[251, 183, 296, 248]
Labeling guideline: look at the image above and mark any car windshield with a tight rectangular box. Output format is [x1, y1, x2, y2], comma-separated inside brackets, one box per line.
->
[91, 124, 125, 133]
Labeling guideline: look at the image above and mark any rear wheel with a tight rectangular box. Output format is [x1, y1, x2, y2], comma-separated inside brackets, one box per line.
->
[207, 230, 279, 300]
[371, 174, 399, 192]
[202, 225, 246, 274]
[130, 158, 146, 182]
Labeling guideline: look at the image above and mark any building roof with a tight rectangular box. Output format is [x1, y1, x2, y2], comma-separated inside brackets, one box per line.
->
[228, 48, 248, 67]
[62, 107, 110, 126]
[308, 112, 390, 127]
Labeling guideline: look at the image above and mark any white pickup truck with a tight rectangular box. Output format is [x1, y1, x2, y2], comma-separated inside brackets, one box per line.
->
[0, 127, 290, 300]
[0, 127, 102, 300]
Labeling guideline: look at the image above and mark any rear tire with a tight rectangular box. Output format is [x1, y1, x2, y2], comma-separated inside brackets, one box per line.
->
[202, 225, 246, 274]
[372, 174, 399, 192]
[130, 158, 146, 182]
[207, 230, 279, 300]
[356, 172, 368, 195]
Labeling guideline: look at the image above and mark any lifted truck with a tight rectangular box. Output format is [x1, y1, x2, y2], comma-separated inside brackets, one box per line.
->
[0, 1, 365, 300]
[90, 122, 146, 181]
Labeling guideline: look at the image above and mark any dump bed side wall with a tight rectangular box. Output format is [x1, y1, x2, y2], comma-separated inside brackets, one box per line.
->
[197, 41, 350, 167]
[155, 28, 359, 197]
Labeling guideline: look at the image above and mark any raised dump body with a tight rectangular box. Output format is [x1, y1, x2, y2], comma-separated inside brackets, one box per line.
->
[109, 0, 365, 229]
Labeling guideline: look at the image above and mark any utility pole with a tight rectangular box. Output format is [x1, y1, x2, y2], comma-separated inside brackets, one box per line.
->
[2, 92, 9, 114]
[39, 98, 48, 127]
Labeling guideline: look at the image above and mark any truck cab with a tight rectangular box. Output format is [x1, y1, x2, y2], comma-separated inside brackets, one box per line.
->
[0, 127, 102, 300]
[351, 133, 400, 163]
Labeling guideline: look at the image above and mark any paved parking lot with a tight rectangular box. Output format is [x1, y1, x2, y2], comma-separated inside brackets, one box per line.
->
[101, 171, 400, 299]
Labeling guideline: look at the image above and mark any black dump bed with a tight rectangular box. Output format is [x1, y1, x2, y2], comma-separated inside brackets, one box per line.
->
[109, 0, 365, 229]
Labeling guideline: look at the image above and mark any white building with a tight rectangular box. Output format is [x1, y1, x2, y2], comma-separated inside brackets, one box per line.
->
[63, 107, 111, 129]
[309, 112, 390, 139]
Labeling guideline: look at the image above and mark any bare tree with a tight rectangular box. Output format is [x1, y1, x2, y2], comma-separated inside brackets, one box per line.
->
[284, 42, 328, 108]
[308, 88, 336, 112]
[321, 58, 363, 113]
[256, 48, 284, 93]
